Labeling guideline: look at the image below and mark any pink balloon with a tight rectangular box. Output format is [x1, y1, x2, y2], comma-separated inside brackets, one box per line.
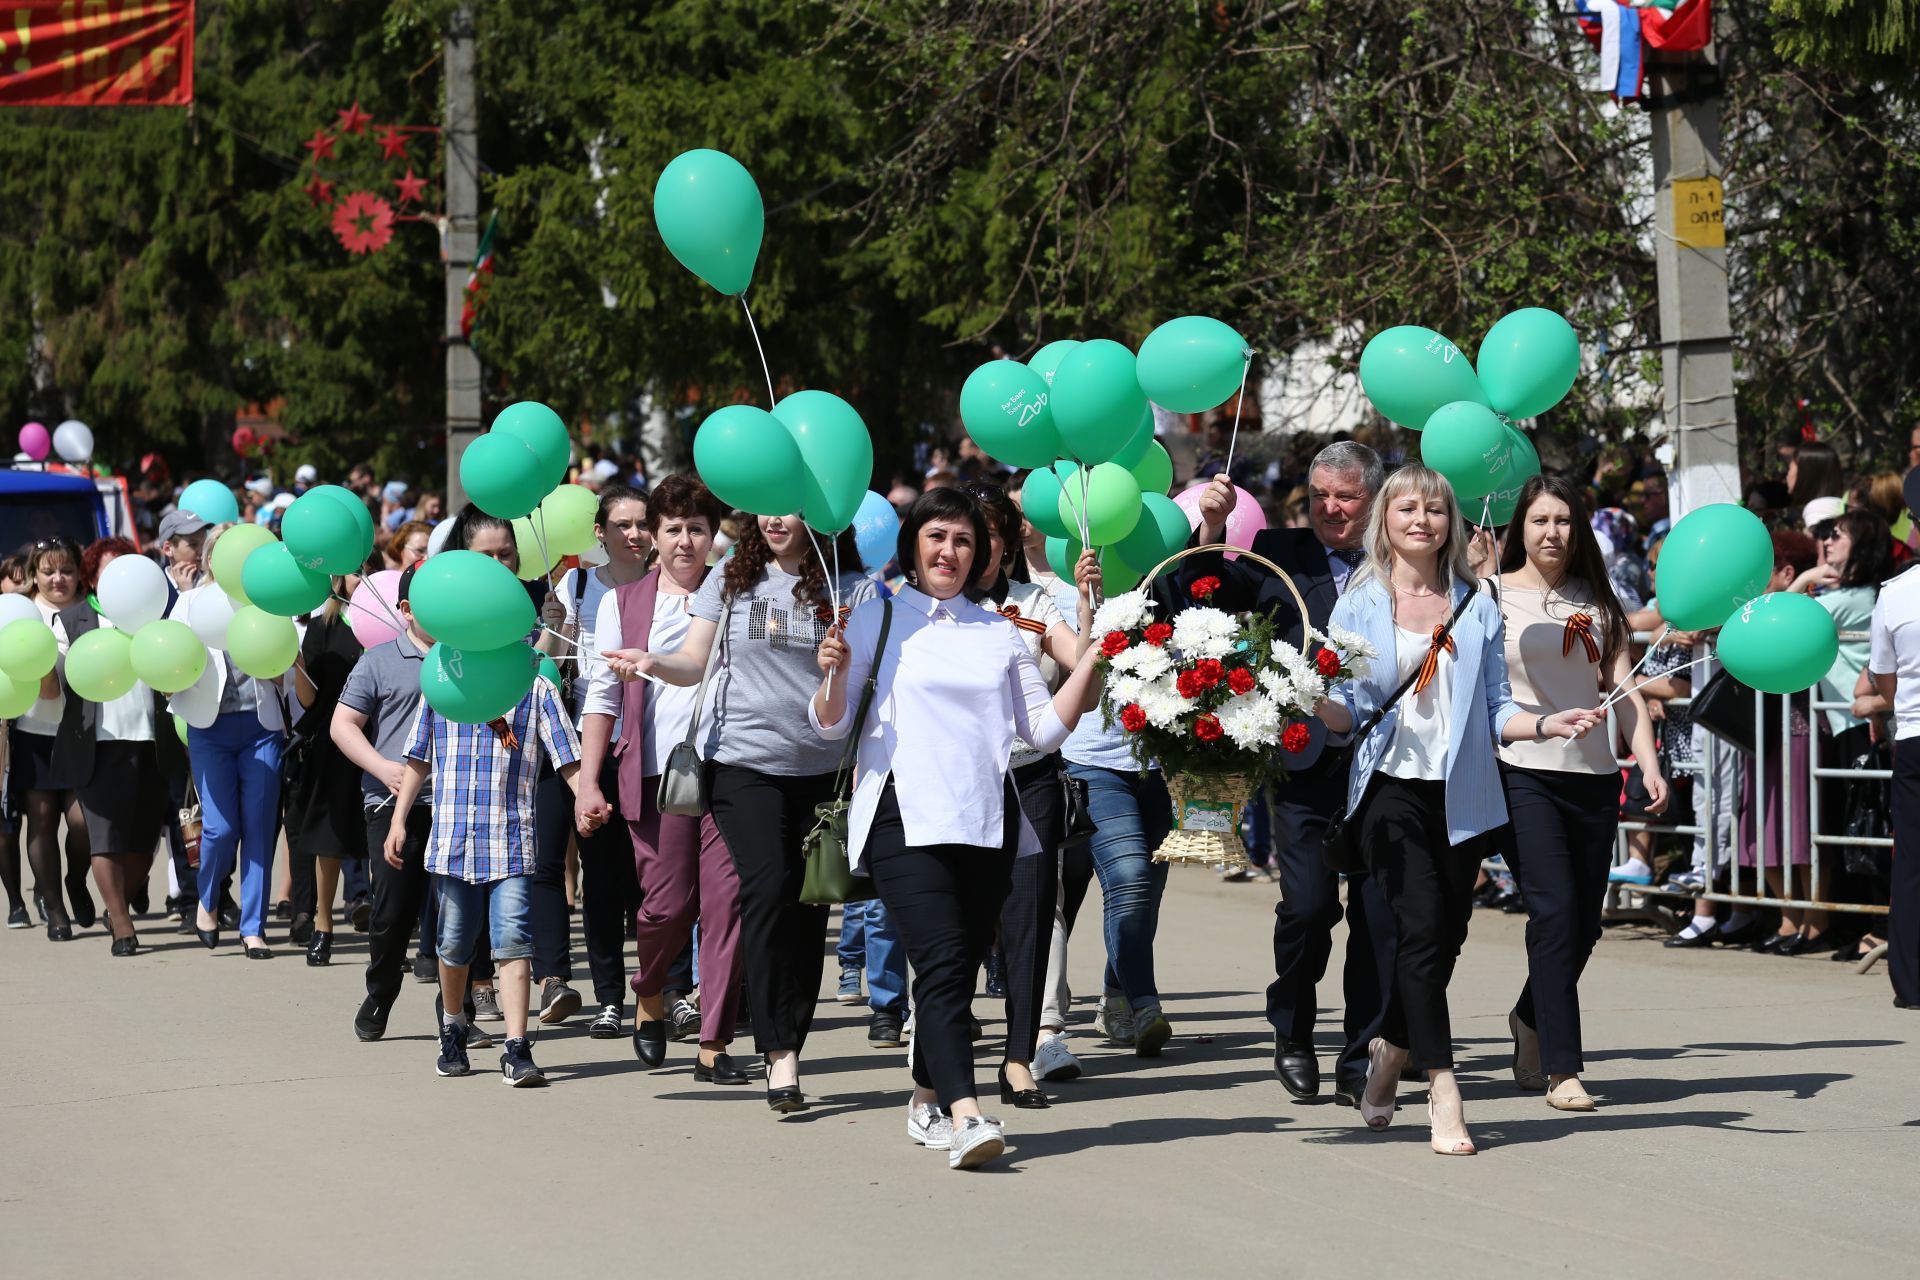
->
[18, 422, 49, 461]
[1173, 481, 1267, 560]
[347, 570, 405, 649]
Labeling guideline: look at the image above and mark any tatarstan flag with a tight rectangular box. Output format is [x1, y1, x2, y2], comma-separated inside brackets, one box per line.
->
[461, 212, 497, 340]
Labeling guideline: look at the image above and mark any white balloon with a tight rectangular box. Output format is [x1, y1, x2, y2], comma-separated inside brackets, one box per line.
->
[185, 585, 236, 651]
[172, 657, 221, 729]
[52, 419, 94, 464]
[0, 594, 39, 629]
[96, 554, 170, 631]
[426, 519, 455, 557]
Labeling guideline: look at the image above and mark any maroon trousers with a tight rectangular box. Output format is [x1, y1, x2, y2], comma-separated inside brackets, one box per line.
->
[627, 777, 743, 1045]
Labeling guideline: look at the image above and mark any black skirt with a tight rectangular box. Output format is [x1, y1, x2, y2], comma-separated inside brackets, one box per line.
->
[78, 739, 169, 855]
[7, 728, 71, 799]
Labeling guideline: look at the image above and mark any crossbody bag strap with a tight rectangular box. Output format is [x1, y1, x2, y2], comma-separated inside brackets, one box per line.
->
[832, 599, 892, 791]
[1351, 588, 1475, 742]
[677, 590, 733, 751]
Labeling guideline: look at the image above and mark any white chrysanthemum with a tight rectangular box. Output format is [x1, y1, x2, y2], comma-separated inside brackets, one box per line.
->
[1258, 667, 1297, 708]
[1128, 644, 1173, 682]
[1091, 591, 1151, 635]
[1271, 639, 1319, 694]
[1136, 674, 1188, 730]
[1108, 673, 1147, 706]
[1217, 693, 1283, 751]
[1172, 607, 1238, 660]
[1327, 623, 1377, 660]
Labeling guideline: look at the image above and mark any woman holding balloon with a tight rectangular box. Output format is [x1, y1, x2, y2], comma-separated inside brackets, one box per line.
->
[286, 584, 371, 965]
[10, 536, 93, 939]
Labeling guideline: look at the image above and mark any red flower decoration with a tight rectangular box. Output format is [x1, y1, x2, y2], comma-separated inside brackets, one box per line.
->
[302, 127, 337, 161]
[1176, 669, 1207, 699]
[1227, 667, 1256, 695]
[1194, 713, 1224, 743]
[1281, 722, 1311, 754]
[1100, 630, 1131, 658]
[1119, 704, 1148, 733]
[332, 191, 395, 254]
[1315, 648, 1342, 677]
[1190, 575, 1222, 601]
[1143, 622, 1172, 647]
[1193, 658, 1224, 689]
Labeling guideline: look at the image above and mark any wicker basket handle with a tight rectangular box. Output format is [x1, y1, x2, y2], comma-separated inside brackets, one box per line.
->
[1142, 543, 1312, 638]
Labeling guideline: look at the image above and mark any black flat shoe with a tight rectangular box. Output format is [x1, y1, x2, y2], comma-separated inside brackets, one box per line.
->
[69, 903, 97, 931]
[1716, 918, 1766, 947]
[110, 934, 139, 957]
[1664, 924, 1720, 948]
[1753, 931, 1795, 954]
[306, 932, 333, 967]
[633, 1019, 667, 1067]
[245, 945, 275, 960]
[1332, 1072, 1367, 1108]
[998, 1066, 1050, 1109]
[1273, 1037, 1321, 1099]
[766, 1084, 808, 1113]
[46, 921, 73, 942]
[218, 903, 241, 931]
[1776, 931, 1834, 957]
[694, 1053, 750, 1086]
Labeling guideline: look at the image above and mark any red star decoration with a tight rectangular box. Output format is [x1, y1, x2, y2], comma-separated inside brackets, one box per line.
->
[392, 168, 428, 206]
[335, 101, 372, 136]
[375, 125, 409, 163]
[302, 173, 337, 207]
[332, 190, 396, 254]
[302, 127, 336, 161]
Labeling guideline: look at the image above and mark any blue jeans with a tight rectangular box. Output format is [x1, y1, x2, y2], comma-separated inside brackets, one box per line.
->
[189, 712, 285, 940]
[1070, 763, 1171, 1010]
[836, 897, 908, 1014]
[434, 873, 535, 967]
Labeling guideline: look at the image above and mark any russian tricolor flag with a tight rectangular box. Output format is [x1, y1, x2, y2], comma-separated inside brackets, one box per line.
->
[1574, 0, 1712, 102]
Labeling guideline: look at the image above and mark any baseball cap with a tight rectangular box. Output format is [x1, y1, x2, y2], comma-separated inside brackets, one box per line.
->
[158, 509, 209, 542]
[245, 476, 273, 497]
[295, 463, 318, 485]
[591, 458, 620, 481]
[1801, 495, 1845, 530]
[271, 492, 296, 511]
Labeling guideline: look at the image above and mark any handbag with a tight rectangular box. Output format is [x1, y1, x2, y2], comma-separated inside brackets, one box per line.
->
[1690, 665, 1758, 756]
[179, 775, 203, 869]
[1060, 769, 1097, 843]
[1320, 589, 1475, 875]
[656, 592, 732, 817]
[799, 599, 892, 906]
[1842, 744, 1893, 880]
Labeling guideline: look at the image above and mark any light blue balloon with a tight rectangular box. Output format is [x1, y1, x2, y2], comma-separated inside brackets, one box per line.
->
[851, 491, 901, 573]
[179, 479, 239, 525]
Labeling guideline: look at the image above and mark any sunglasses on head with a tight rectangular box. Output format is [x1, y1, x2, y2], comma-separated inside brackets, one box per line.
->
[1812, 519, 1839, 540]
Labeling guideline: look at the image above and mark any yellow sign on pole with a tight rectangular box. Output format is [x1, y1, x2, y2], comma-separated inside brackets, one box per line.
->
[1673, 176, 1725, 249]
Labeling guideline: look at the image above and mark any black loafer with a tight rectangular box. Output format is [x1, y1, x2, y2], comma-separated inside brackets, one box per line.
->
[46, 922, 74, 942]
[998, 1067, 1050, 1109]
[288, 913, 314, 946]
[245, 945, 275, 960]
[110, 934, 139, 957]
[694, 1052, 750, 1085]
[633, 1019, 668, 1067]
[766, 1084, 808, 1113]
[1332, 1072, 1367, 1108]
[1664, 925, 1720, 948]
[1273, 1038, 1321, 1099]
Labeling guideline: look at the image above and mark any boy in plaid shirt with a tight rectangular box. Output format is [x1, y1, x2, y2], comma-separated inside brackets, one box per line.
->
[386, 669, 602, 1085]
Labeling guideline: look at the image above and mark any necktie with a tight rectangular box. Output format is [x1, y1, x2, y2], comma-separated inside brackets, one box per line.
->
[1332, 547, 1365, 568]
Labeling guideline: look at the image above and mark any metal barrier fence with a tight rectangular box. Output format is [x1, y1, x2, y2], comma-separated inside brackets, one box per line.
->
[1609, 631, 1891, 918]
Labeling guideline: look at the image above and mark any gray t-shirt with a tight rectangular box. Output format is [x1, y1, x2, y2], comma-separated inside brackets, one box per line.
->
[690, 563, 876, 776]
[338, 633, 431, 806]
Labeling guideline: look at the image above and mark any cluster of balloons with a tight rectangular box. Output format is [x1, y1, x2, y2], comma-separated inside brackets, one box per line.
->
[15, 420, 93, 465]
[1654, 503, 1840, 695]
[1358, 308, 1575, 523]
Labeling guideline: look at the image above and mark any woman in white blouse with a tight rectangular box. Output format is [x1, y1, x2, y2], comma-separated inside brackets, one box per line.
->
[811, 487, 1104, 1171]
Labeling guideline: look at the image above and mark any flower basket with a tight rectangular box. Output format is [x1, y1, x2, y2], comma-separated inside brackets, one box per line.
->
[1160, 770, 1257, 868]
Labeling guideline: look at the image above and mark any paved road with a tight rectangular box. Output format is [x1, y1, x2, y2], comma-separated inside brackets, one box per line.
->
[2, 862, 1911, 1279]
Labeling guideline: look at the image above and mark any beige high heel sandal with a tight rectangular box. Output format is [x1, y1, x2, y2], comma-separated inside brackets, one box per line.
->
[1425, 1101, 1477, 1156]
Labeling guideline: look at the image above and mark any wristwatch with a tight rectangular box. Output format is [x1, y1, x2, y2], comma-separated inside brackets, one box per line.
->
[1536, 713, 1549, 740]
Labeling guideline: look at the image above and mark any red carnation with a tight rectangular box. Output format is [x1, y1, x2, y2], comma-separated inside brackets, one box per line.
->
[1194, 713, 1224, 743]
[1227, 667, 1256, 695]
[1194, 658, 1224, 689]
[1100, 630, 1131, 658]
[1315, 648, 1342, 677]
[1281, 722, 1311, 754]
[1119, 704, 1148, 733]
[1190, 575, 1222, 601]
[1143, 622, 1173, 647]
[1176, 669, 1207, 699]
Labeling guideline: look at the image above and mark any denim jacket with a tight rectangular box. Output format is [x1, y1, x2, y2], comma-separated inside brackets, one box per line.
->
[1328, 577, 1524, 844]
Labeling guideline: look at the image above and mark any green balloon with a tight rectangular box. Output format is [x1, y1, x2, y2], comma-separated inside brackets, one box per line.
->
[461, 432, 549, 520]
[539, 484, 599, 557]
[241, 541, 333, 617]
[308, 484, 375, 563]
[1130, 442, 1174, 497]
[0, 667, 36, 719]
[1116, 493, 1191, 577]
[0, 617, 58, 681]
[130, 619, 208, 694]
[65, 627, 137, 702]
[537, 655, 564, 690]
[1046, 536, 1141, 594]
[1136, 316, 1250, 413]
[1476, 308, 1579, 420]
[1419, 401, 1513, 503]
[1051, 339, 1149, 464]
[227, 606, 298, 678]
[211, 523, 275, 606]
[1716, 592, 1840, 695]
[491, 402, 572, 490]
[960, 359, 1059, 469]
[282, 488, 367, 575]
[1057, 462, 1143, 547]
[174, 713, 189, 746]
[693, 403, 806, 517]
[773, 390, 873, 535]
[1483, 426, 1543, 525]
[408, 550, 536, 651]
[1655, 503, 1774, 631]
[1111, 403, 1156, 470]
[422, 641, 539, 725]
[1018, 462, 1075, 540]
[1027, 340, 1081, 386]
[653, 148, 764, 296]
[511, 516, 550, 581]
[1359, 325, 1490, 429]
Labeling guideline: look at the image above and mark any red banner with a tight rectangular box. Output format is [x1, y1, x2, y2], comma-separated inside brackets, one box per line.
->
[0, 1, 193, 107]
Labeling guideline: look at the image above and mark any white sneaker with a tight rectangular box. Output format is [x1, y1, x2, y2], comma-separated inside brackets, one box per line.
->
[1034, 1034, 1082, 1082]
[1092, 993, 1134, 1046]
[907, 1102, 952, 1149]
[948, 1115, 1006, 1170]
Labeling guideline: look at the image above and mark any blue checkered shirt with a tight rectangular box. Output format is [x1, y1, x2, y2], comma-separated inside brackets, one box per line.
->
[404, 677, 581, 884]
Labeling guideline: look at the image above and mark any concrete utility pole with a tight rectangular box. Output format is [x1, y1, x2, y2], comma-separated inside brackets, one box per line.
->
[1647, 28, 1741, 522]
[443, 3, 480, 509]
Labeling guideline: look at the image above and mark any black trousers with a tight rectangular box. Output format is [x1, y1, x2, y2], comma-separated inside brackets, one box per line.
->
[1890, 741, 1920, 1006]
[1502, 765, 1621, 1076]
[1001, 758, 1061, 1063]
[365, 806, 432, 1009]
[1361, 776, 1483, 1071]
[869, 781, 1016, 1109]
[708, 763, 836, 1054]
[531, 758, 641, 1007]
[1264, 749, 1395, 1081]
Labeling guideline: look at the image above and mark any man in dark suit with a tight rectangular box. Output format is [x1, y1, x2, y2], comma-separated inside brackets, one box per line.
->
[1178, 441, 1394, 1106]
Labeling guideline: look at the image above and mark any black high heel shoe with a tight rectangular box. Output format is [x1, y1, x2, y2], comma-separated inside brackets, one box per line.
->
[307, 932, 333, 966]
[998, 1065, 1050, 1109]
[766, 1084, 808, 1113]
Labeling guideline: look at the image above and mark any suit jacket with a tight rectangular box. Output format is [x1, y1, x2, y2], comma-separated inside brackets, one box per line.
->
[51, 600, 189, 787]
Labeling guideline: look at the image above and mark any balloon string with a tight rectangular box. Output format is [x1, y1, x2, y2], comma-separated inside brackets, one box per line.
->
[802, 524, 838, 702]
[1222, 352, 1253, 477]
[1596, 645, 1705, 716]
[1074, 467, 1092, 549]
[740, 294, 777, 409]
[1594, 623, 1674, 713]
[534, 508, 555, 585]
[333, 590, 406, 637]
